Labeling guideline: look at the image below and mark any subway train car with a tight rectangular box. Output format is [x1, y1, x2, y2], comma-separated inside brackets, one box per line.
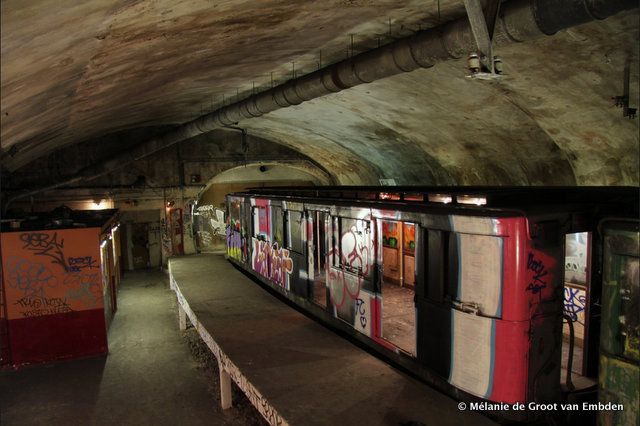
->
[224, 187, 638, 422]
[598, 219, 639, 426]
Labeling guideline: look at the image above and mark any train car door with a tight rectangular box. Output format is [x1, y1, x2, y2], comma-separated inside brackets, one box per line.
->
[307, 210, 328, 308]
[562, 231, 597, 387]
[416, 222, 508, 401]
[240, 198, 251, 263]
[281, 207, 307, 297]
[380, 219, 417, 355]
[327, 211, 376, 338]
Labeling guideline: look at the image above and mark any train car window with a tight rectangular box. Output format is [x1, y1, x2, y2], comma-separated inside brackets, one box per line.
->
[338, 217, 371, 277]
[287, 210, 304, 254]
[379, 192, 401, 200]
[228, 199, 241, 225]
[271, 206, 284, 248]
[252, 206, 268, 240]
[403, 193, 424, 202]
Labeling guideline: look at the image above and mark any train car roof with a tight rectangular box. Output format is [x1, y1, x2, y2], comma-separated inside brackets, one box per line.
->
[227, 186, 639, 219]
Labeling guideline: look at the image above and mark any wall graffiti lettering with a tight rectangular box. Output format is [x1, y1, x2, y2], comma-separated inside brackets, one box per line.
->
[209, 208, 226, 237]
[195, 205, 226, 246]
[68, 256, 98, 272]
[526, 252, 548, 294]
[20, 232, 69, 271]
[252, 239, 293, 288]
[563, 287, 587, 323]
[6, 257, 59, 298]
[63, 273, 101, 309]
[198, 231, 213, 246]
[14, 296, 72, 317]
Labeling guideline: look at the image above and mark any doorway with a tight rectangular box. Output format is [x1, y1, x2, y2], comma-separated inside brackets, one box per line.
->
[380, 220, 416, 355]
[561, 231, 596, 389]
[310, 211, 328, 308]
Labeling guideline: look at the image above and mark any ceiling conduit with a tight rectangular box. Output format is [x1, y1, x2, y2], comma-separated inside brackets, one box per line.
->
[6, 0, 637, 207]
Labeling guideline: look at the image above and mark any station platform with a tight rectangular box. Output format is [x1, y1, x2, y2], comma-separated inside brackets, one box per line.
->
[168, 254, 496, 426]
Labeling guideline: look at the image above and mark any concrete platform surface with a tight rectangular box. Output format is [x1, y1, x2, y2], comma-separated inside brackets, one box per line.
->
[169, 253, 497, 426]
[0, 269, 257, 426]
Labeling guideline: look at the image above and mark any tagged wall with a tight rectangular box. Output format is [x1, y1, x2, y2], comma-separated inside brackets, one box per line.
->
[0, 228, 108, 365]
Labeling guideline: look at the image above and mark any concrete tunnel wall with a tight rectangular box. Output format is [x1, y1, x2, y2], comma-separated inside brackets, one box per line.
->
[0, 1, 638, 205]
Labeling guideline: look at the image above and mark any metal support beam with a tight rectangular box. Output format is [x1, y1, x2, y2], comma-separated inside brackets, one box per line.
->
[463, 0, 501, 73]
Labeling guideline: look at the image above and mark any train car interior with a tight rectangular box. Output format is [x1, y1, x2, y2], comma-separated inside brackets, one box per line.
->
[380, 219, 416, 356]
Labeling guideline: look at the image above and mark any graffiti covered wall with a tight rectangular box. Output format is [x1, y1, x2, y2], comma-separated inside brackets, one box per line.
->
[0, 228, 108, 365]
[195, 204, 226, 251]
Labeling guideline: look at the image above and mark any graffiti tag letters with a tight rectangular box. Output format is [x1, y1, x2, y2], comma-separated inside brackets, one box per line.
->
[355, 298, 367, 329]
[526, 252, 548, 294]
[14, 296, 72, 317]
[20, 232, 69, 271]
[6, 257, 59, 298]
[563, 287, 586, 323]
[252, 239, 293, 288]
[226, 226, 242, 260]
[68, 256, 98, 272]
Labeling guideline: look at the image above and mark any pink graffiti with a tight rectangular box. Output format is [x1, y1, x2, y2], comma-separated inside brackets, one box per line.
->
[252, 239, 293, 288]
[327, 224, 372, 307]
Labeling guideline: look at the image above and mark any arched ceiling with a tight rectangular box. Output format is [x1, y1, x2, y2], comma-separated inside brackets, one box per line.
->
[1, 0, 638, 187]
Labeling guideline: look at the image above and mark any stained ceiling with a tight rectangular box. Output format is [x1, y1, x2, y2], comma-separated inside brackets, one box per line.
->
[1, 0, 638, 188]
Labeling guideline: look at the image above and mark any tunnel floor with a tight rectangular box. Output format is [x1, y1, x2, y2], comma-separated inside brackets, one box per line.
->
[0, 269, 260, 425]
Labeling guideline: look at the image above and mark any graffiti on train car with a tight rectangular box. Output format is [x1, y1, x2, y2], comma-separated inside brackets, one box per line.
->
[563, 287, 586, 323]
[327, 221, 372, 306]
[252, 239, 293, 288]
[226, 226, 242, 260]
[527, 252, 549, 294]
[355, 298, 367, 328]
[325, 219, 375, 337]
[526, 252, 549, 296]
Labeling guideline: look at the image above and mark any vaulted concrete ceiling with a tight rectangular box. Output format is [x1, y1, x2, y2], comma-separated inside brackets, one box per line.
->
[1, 0, 638, 187]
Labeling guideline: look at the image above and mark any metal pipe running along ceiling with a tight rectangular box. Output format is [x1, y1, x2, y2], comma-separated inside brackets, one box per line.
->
[9, 0, 638, 203]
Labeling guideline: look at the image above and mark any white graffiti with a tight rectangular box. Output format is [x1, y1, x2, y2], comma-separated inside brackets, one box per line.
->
[196, 205, 226, 237]
[209, 209, 226, 237]
[198, 231, 213, 246]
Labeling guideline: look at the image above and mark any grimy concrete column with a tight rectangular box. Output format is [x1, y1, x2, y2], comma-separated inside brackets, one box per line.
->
[218, 362, 233, 409]
[178, 303, 187, 331]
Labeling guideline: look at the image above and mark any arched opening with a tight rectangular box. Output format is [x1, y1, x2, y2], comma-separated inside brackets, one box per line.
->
[193, 163, 329, 252]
